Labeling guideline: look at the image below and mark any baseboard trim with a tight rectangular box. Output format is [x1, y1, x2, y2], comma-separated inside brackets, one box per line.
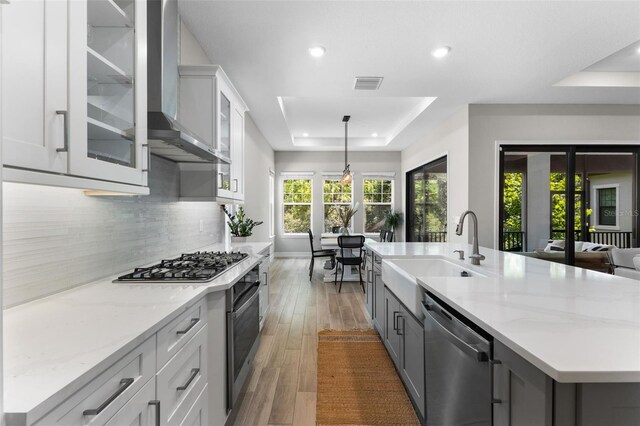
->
[275, 252, 309, 258]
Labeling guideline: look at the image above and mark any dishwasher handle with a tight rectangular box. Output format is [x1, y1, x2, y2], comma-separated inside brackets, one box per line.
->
[422, 302, 488, 362]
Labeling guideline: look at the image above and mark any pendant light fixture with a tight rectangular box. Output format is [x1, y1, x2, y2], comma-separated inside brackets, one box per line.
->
[341, 115, 352, 184]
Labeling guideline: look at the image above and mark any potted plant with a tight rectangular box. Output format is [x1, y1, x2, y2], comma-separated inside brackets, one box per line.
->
[337, 202, 359, 235]
[224, 206, 263, 242]
[385, 210, 403, 236]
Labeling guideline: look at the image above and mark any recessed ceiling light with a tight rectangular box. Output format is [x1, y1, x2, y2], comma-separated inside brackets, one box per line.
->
[308, 46, 326, 58]
[637, 46, 640, 54]
[432, 46, 451, 59]
[302, 132, 309, 137]
[371, 133, 378, 137]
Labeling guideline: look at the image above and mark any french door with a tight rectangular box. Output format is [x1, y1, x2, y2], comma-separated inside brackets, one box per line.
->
[406, 156, 447, 242]
[499, 145, 639, 266]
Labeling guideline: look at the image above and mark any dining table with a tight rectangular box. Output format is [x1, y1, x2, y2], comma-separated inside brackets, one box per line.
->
[319, 233, 372, 283]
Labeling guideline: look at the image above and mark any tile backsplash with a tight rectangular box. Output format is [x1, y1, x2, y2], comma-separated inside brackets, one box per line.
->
[3, 156, 225, 308]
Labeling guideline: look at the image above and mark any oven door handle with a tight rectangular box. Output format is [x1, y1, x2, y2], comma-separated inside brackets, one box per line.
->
[232, 284, 260, 317]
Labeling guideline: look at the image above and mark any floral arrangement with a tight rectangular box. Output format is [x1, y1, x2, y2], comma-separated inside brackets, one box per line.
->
[224, 207, 263, 237]
[337, 202, 359, 230]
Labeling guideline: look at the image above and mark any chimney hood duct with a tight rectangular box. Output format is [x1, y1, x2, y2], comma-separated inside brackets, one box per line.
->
[147, 0, 230, 164]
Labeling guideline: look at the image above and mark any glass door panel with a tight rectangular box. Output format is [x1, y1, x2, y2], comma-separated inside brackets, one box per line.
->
[407, 157, 447, 242]
[500, 150, 568, 263]
[577, 151, 638, 249]
[86, 0, 136, 168]
[218, 92, 232, 192]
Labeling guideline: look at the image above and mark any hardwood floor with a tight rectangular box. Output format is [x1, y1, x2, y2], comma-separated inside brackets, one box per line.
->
[232, 258, 371, 426]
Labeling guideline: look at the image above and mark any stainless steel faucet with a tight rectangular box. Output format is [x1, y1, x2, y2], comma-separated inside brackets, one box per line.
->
[455, 210, 485, 265]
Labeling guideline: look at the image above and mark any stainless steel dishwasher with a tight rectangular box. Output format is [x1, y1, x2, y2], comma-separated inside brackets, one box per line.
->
[422, 293, 492, 426]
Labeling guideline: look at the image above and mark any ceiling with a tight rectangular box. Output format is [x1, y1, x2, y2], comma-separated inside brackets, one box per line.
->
[178, 1, 640, 152]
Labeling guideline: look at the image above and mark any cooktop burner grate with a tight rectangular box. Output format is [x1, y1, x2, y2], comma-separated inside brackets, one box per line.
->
[116, 251, 249, 282]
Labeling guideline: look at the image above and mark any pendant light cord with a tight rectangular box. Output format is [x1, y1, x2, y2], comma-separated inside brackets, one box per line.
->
[343, 115, 350, 172]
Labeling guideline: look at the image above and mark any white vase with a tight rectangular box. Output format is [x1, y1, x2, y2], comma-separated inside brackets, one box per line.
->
[231, 236, 247, 244]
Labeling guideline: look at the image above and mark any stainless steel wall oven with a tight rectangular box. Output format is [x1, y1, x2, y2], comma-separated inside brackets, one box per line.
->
[227, 265, 261, 410]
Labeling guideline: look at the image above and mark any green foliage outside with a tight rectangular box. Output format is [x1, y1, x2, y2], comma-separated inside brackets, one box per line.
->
[323, 180, 353, 231]
[283, 179, 312, 233]
[503, 173, 523, 232]
[412, 173, 447, 239]
[503, 172, 592, 242]
[364, 179, 392, 232]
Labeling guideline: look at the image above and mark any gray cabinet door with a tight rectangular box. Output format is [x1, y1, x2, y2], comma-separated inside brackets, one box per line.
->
[365, 254, 374, 318]
[384, 289, 402, 367]
[400, 306, 425, 418]
[493, 341, 553, 426]
[373, 270, 385, 335]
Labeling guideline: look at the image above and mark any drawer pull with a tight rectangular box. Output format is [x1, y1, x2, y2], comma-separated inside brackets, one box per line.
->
[177, 368, 200, 391]
[176, 318, 199, 335]
[148, 400, 161, 426]
[83, 378, 134, 416]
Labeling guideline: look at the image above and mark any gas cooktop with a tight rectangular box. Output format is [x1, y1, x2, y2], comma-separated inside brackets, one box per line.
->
[115, 251, 249, 283]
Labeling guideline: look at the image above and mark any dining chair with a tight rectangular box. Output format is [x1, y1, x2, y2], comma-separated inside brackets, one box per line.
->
[334, 235, 366, 293]
[386, 230, 395, 242]
[307, 229, 336, 280]
[379, 229, 387, 242]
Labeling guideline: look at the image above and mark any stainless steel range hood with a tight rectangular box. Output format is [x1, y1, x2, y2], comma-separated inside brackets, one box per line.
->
[147, 0, 230, 164]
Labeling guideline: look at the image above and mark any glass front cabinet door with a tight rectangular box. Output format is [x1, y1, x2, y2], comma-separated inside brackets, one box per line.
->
[69, 0, 148, 187]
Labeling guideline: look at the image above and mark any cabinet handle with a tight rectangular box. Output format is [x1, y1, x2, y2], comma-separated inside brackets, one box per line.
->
[491, 398, 503, 404]
[392, 311, 400, 331]
[262, 272, 268, 287]
[142, 143, 150, 172]
[176, 318, 199, 335]
[148, 400, 161, 426]
[367, 269, 372, 284]
[83, 378, 134, 416]
[176, 368, 200, 391]
[218, 173, 224, 189]
[55, 110, 68, 153]
[233, 179, 238, 193]
[396, 315, 404, 335]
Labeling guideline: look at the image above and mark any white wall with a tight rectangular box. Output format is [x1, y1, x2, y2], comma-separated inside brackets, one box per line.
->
[243, 115, 275, 245]
[401, 106, 470, 243]
[468, 104, 640, 248]
[2, 156, 225, 308]
[180, 18, 212, 65]
[275, 151, 402, 255]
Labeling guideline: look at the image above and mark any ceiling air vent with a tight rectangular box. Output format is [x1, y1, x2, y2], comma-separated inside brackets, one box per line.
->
[353, 76, 383, 90]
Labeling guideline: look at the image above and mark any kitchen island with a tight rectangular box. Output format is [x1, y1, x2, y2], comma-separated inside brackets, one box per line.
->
[3, 242, 271, 426]
[365, 241, 640, 426]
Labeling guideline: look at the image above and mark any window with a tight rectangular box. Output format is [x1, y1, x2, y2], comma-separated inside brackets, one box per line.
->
[363, 178, 393, 233]
[269, 171, 275, 237]
[282, 177, 312, 234]
[323, 179, 353, 232]
[596, 186, 618, 227]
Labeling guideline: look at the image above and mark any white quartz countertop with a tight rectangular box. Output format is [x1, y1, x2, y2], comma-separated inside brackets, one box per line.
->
[366, 241, 640, 383]
[3, 242, 271, 419]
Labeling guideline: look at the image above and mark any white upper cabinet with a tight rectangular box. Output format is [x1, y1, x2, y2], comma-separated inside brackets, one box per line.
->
[231, 104, 245, 201]
[2, 0, 149, 194]
[1, 0, 69, 173]
[178, 65, 247, 202]
[69, 0, 148, 187]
